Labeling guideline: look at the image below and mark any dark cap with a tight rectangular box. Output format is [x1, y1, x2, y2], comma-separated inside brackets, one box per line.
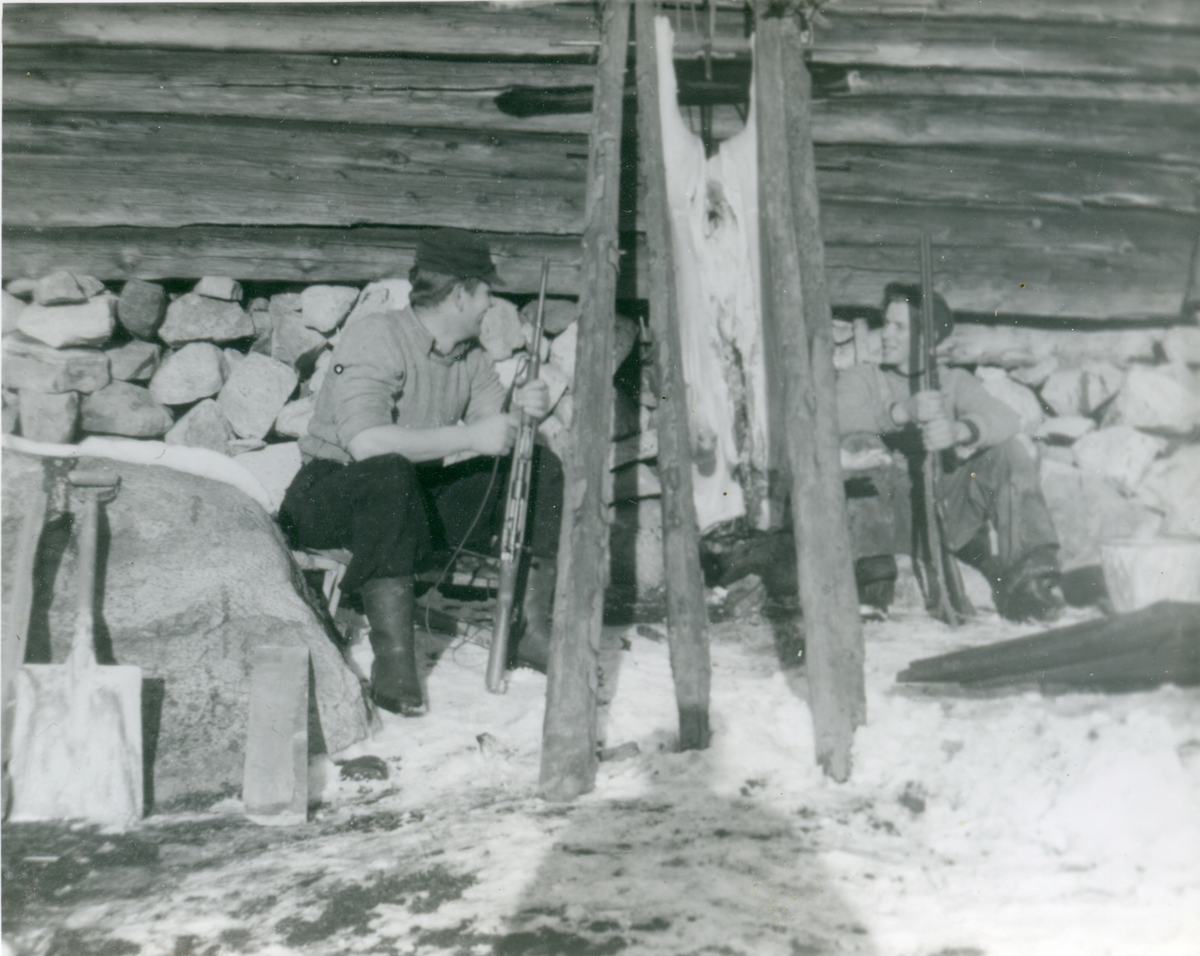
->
[414, 228, 503, 286]
[882, 281, 954, 343]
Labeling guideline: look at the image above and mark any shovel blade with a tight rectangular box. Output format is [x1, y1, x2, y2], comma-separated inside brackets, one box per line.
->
[8, 662, 144, 829]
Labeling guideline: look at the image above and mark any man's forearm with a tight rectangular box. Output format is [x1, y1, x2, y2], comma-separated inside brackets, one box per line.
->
[347, 423, 476, 463]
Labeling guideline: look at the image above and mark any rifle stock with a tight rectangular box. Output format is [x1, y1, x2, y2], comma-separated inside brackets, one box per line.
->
[485, 257, 550, 693]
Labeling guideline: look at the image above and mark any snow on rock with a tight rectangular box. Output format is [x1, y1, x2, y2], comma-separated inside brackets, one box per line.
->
[217, 352, 299, 440]
[1104, 362, 1200, 435]
[80, 381, 174, 438]
[1071, 424, 1167, 495]
[148, 342, 228, 405]
[976, 366, 1044, 434]
[17, 296, 116, 349]
[164, 398, 235, 455]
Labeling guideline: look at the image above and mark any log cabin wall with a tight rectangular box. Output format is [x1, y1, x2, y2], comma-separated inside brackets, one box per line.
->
[3, 1, 1199, 322]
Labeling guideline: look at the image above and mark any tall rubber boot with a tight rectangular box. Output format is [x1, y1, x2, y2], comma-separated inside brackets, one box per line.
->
[514, 556, 556, 673]
[360, 576, 424, 716]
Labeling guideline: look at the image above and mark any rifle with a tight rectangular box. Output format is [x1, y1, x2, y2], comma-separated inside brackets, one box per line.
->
[486, 257, 550, 693]
[915, 233, 972, 626]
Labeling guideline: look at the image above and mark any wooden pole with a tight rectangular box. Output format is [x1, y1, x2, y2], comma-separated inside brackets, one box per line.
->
[756, 1, 865, 782]
[635, 2, 712, 752]
[539, 0, 630, 802]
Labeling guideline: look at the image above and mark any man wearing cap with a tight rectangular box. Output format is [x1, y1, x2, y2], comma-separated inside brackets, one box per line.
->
[280, 229, 560, 716]
[837, 282, 1064, 622]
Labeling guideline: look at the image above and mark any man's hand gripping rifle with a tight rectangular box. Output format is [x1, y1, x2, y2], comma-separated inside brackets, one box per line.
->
[486, 258, 550, 693]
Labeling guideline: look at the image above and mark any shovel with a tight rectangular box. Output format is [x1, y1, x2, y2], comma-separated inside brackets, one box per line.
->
[8, 467, 144, 828]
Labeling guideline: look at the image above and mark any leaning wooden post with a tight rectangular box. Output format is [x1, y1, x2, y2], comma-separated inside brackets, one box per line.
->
[755, 1, 865, 781]
[635, 1, 712, 752]
[539, 0, 630, 802]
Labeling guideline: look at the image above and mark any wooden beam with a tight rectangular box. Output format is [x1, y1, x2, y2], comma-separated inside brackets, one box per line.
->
[828, 1, 1200, 27]
[756, 1, 865, 782]
[635, 2, 711, 753]
[3, 47, 598, 135]
[539, 0, 629, 804]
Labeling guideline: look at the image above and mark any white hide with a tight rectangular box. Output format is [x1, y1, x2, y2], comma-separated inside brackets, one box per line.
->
[657, 16, 768, 532]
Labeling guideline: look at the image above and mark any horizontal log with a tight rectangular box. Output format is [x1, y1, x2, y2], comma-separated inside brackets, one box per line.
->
[3, 47, 599, 135]
[828, 1, 1200, 27]
[5, 213, 1193, 321]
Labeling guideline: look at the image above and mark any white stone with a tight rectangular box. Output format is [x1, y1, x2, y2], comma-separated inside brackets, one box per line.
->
[223, 347, 246, 371]
[345, 279, 411, 327]
[164, 398, 235, 455]
[159, 293, 254, 346]
[106, 340, 162, 382]
[17, 297, 116, 349]
[1104, 363, 1200, 435]
[18, 389, 79, 443]
[269, 293, 327, 369]
[6, 278, 36, 299]
[1162, 325, 1200, 366]
[1136, 444, 1200, 538]
[975, 366, 1044, 435]
[1041, 362, 1123, 417]
[1101, 538, 1200, 612]
[3, 335, 111, 394]
[300, 285, 359, 333]
[1034, 415, 1096, 443]
[1039, 457, 1162, 570]
[149, 343, 228, 405]
[1071, 425, 1167, 496]
[274, 395, 316, 439]
[549, 322, 577, 382]
[1010, 356, 1059, 389]
[3, 290, 28, 335]
[233, 442, 303, 515]
[217, 352, 299, 440]
[33, 270, 87, 306]
[80, 381, 174, 438]
[193, 276, 244, 301]
[479, 296, 525, 360]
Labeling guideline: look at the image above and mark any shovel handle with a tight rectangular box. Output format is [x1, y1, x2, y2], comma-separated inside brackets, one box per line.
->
[69, 472, 119, 665]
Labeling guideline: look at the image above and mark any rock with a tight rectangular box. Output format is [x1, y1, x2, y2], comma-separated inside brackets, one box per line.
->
[1039, 457, 1162, 570]
[1100, 538, 1200, 613]
[269, 293, 327, 369]
[975, 367, 1044, 435]
[521, 297, 579, 336]
[233, 442, 303, 515]
[1136, 445, 1200, 538]
[149, 343, 229, 406]
[193, 276, 243, 301]
[479, 296, 526, 360]
[164, 398, 236, 454]
[17, 297, 117, 349]
[1009, 356, 1059, 389]
[301, 285, 359, 333]
[274, 394, 316, 439]
[106, 340, 162, 382]
[549, 322, 577, 382]
[80, 381, 174, 438]
[345, 279, 411, 327]
[248, 300, 272, 335]
[32, 270, 87, 306]
[76, 275, 107, 298]
[223, 347, 246, 371]
[1104, 363, 1200, 435]
[17, 389, 79, 443]
[3, 290, 28, 335]
[304, 349, 334, 397]
[228, 437, 267, 455]
[1163, 325, 1200, 366]
[6, 278, 37, 299]
[1040, 362, 1124, 417]
[1071, 425, 1167, 495]
[217, 352, 299, 440]
[940, 325, 1161, 369]
[2, 335, 111, 394]
[117, 278, 168, 340]
[2, 450, 368, 805]
[1035, 415, 1096, 443]
[158, 293, 254, 346]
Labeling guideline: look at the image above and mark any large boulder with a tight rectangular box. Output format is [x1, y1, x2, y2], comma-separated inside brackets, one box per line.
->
[269, 293, 327, 369]
[164, 399, 236, 455]
[17, 389, 79, 444]
[1104, 363, 1200, 435]
[3, 450, 369, 806]
[106, 340, 162, 383]
[159, 293, 254, 346]
[1039, 457, 1162, 570]
[217, 352, 298, 440]
[17, 297, 117, 349]
[1071, 425, 1167, 496]
[300, 285, 358, 333]
[149, 342, 228, 406]
[81, 382, 174, 438]
[975, 367, 1044, 435]
[2, 334, 111, 394]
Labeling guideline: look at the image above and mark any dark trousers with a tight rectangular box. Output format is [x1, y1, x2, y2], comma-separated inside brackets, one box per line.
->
[847, 437, 1059, 571]
[280, 448, 563, 595]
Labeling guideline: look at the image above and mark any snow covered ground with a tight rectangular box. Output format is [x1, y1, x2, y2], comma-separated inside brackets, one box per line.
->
[3, 578, 1198, 956]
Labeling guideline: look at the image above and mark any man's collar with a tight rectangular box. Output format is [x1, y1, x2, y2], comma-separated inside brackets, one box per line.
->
[405, 307, 473, 366]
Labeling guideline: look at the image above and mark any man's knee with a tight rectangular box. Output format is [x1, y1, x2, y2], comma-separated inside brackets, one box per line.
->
[349, 453, 419, 496]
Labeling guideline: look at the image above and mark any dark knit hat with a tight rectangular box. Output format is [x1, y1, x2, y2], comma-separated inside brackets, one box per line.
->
[882, 282, 954, 343]
[414, 228, 503, 286]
